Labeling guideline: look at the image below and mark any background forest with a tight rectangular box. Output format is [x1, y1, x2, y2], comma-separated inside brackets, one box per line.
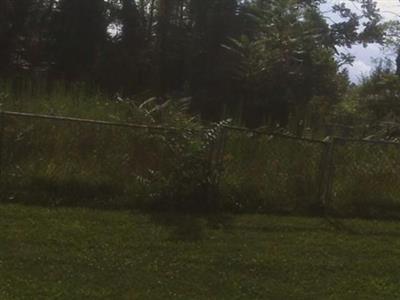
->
[2, 0, 400, 132]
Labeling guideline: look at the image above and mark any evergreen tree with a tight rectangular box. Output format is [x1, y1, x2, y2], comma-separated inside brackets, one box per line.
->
[51, 0, 107, 80]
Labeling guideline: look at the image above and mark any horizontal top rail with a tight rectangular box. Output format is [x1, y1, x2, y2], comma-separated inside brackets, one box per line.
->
[222, 124, 328, 145]
[333, 136, 400, 146]
[2, 110, 399, 146]
[0, 110, 328, 143]
[1, 110, 182, 132]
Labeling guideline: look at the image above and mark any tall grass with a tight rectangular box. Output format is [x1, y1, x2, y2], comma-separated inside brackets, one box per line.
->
[0, 78, 207, 209]
[0, 78, 165, 124]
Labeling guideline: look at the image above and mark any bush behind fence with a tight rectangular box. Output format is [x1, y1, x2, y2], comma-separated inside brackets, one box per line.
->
[1, 111, 400, 218]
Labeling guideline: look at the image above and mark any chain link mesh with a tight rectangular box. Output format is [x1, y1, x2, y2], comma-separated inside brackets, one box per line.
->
[219, 130, 326, 213]
[3, 112, 400, 217]
[329, 139, 400, 218]
[0, 114, 179, 207]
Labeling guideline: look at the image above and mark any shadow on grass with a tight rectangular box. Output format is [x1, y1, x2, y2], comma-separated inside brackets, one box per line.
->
[0, 177, 132, 209]
[233, 215, 400, 239]
[3, 177, 400, 240]
[144, 212, 234, 241]
[329, 199, 400, 221]
[0, 177, 234, 241]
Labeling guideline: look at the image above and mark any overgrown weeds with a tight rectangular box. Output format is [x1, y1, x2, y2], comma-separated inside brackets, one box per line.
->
[0, 82, 226, 212]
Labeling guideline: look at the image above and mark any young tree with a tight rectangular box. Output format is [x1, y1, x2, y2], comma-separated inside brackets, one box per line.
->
[219, 0, 383, 127]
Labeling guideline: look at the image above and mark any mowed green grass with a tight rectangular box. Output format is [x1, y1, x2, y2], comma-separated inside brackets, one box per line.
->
[1, 204, 400, 299]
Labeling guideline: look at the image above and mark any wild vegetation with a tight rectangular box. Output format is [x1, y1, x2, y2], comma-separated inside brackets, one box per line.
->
[0, 0, 396, 217]
[4, 1, 400, 298]
[1, 80, 400, 219]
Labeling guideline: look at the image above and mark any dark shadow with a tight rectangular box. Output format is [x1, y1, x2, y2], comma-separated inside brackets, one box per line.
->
[322, 215, 400, 238]
[0, 177, 129, 210]
[0, 178, 234, 242]
[232, 214, 400, 238]
[144, 211, 233, 242]
[322, 216, 358, 234]
[3, 179, 400, 240]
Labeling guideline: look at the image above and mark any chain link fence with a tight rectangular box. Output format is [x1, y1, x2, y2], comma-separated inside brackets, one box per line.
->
[1, 111, 400, 218]
[327, 138, 400, 218]
[218, 128, 327, 214]
[0, 111, 188, 208]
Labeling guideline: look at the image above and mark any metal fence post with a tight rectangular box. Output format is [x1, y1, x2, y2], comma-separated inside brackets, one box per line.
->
[205, 126, 228, 210]
[216, 127, 228, 171]
[317, 137, 337, 214]
[321, 138, 337, 212]
[214, 126, 229, 207]
[317, 141, 330, 210]
[0, 110, 4, 183]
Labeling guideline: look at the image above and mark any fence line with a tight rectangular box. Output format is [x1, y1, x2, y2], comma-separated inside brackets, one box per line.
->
[1, 110, 330, 143]
[7, 110, 392, 146]
[322, 138, 337, 209]
[0, 111, 4, 178]
[1, 110, 400, 216]
[222, 124, 328, 145]
[333, 136, 400, 146]
[1, 110, 182, 132]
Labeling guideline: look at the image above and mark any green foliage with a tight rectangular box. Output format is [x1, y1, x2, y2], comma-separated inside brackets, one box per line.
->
[222, 1, 348, 126]
[382, 20, 400, 49]
[0, 0, 386, 126]
[358, 63, 400, 122]
[140, 118, 231, 212]
[329, 60, 400, 136]
[4, 79, 400, 218]
[0, 84, 228, 212]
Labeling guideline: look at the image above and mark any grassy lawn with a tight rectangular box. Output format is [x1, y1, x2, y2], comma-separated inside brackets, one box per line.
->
[1, 204, 400, 299]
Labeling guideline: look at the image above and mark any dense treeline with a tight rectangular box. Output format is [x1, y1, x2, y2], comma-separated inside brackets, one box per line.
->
[0, 0, 386, 126]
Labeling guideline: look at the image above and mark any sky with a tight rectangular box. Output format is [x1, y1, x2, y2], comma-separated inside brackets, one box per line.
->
[325, 0, 400, 82]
